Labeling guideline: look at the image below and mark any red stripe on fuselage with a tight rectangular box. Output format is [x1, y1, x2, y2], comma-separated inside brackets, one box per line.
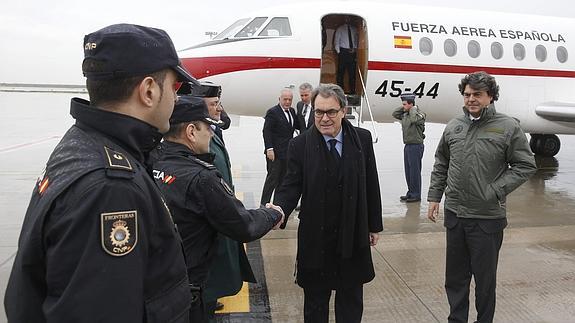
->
[181, 56, 575, 79]
[181, 57, 321, 79]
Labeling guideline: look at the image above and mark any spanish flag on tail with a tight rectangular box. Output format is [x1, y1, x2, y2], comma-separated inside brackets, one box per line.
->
[394, 36, 412, 49]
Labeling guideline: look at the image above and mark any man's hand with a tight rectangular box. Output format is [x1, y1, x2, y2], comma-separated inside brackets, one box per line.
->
[428, 202, 440, 222]
[369, 232, 379, 246]
[266, 203, 285, 229]
[266, 149, 275, 161]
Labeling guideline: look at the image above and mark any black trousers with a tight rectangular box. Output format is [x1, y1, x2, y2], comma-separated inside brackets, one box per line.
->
[303, 285, 363, 323]
[189, 286, 207, 323]
[403, 143, 424, 199]
[336, 49, 357, 92]
[444, 209, 505, 323]
[260, 157, 287, 205]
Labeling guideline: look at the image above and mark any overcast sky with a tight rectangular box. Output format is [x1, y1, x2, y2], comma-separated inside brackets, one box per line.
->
[0, 0, 573, 84]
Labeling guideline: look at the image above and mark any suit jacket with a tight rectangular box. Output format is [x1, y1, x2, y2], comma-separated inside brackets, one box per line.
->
[296, 101, 314, 131]
[262, 104, 299, 160]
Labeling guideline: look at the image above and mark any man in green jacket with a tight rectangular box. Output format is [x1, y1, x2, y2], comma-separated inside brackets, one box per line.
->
[427, 71, 537, 323]
[392, 93, 426, 202]
[192, 82, 257, 317]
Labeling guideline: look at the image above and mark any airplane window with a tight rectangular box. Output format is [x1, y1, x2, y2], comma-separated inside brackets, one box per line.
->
[259, 17, 292, 37]
[535, 45, 547, 62]
[444, 39, 457, 57]
[419, 37, 433, 56]
[467, 40, 481, 58]
[214, 18, 251, 40]
[491, 42, 503, 60]
[514, 43, 525, 61]
[557, 46, 568, 63]
[235, 17, 268, 38]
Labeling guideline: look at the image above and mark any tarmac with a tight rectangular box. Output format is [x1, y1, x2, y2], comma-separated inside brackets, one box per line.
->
[1, 91, 575, 322]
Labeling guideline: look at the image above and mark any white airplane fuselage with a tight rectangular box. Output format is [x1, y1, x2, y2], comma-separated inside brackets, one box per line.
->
[179, 2, 575, 154]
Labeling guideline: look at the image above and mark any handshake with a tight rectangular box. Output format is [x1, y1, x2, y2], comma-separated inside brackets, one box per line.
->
[265, 203, 285, 229]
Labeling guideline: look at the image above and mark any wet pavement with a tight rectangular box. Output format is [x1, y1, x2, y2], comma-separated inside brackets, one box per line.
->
[1, 91, 575, 322]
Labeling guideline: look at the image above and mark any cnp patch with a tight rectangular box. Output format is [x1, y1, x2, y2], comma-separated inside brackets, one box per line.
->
[221, 178, 234, 196]
[101, 210, 138, 256]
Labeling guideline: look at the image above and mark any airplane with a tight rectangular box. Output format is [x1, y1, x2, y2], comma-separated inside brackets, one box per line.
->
[178, 1, 575, 157]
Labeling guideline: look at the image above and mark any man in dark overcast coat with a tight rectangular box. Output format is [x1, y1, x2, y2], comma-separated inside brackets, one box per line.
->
[274, 83, 383, 323]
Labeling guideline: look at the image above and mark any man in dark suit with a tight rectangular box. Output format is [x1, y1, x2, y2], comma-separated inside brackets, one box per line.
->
[274, 84, 383, 323]
[296, 82, 314, 132]
[260, 88, 299, 206]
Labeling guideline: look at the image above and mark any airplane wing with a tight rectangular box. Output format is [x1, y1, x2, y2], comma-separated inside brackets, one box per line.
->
[535, 102, 575, 122]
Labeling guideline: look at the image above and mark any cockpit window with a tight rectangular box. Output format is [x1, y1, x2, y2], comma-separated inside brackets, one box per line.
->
[259, 17, 292, 36]
[235, 17, 268, 38]
[213, 18, 251, 40]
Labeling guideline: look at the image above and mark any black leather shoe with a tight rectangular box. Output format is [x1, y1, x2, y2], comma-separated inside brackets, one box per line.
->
[215, 301, 224, 311]
[400, 195, 408, 201]
[405, 197, 421, 202]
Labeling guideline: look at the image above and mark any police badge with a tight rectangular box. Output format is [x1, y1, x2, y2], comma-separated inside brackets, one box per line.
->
[101, 210, 138, 256]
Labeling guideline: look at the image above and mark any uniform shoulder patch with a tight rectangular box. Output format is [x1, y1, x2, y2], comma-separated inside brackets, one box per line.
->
[101, 210, 138, 256]
[37, 168, 50, 196]
[104, 146, 133, 171]
[220, 178, 234, 196]
[191, 156, 216, 170]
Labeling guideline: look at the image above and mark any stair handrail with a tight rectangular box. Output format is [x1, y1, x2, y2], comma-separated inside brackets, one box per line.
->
[357, 70, 379, 143]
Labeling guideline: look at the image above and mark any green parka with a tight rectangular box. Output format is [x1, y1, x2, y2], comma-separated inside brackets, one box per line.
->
[392, 105, 426, 144]
[428, 104, 537, 219]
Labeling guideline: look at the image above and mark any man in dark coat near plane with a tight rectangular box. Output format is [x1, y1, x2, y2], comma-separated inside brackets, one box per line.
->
[274, 83, 383, 323]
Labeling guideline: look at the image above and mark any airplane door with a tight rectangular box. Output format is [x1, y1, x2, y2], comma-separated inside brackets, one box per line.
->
[320, 14, 368, 96]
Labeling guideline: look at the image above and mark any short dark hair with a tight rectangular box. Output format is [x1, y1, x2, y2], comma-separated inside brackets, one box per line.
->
[311, 83, 347, 109]
[458, 71, 499, 102]
[85, 66, 168, 108]
[163, 120, 205, 140]
[163, 122, 189, 140]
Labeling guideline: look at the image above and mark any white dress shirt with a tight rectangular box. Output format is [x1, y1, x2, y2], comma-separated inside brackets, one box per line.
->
[334, 23, 358, 53]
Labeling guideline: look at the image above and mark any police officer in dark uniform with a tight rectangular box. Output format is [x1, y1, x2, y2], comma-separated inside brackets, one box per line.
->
[181, 82, 252, 316]
[4, 24, 198, 323]
[153, 96, 284, 322]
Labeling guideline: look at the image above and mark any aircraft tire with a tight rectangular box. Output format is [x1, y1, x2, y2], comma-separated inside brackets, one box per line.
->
[540, 134, 561, 157]
[530, 134, 560, 157]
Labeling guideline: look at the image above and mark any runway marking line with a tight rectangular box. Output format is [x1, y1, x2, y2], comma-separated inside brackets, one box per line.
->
[215, 190, 250, 313]
[216, 241, 250, 313]
[216, 281, 250, 313]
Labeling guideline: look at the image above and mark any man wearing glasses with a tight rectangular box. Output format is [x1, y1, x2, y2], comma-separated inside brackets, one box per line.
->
[274, 84, 382, 323]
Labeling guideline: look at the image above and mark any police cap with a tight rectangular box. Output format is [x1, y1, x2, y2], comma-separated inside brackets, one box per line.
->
[82, 23, 199, 84]
[400, 93, 416, 101]
[170, 96, 223, 126]
[177, 81, 222, 98]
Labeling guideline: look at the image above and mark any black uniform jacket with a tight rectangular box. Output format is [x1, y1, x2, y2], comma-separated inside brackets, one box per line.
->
[152, 141, 282, 285]
[262, 104, 299, 159]
[274, 120, 383, 287]
[4, 98, 191, 323]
